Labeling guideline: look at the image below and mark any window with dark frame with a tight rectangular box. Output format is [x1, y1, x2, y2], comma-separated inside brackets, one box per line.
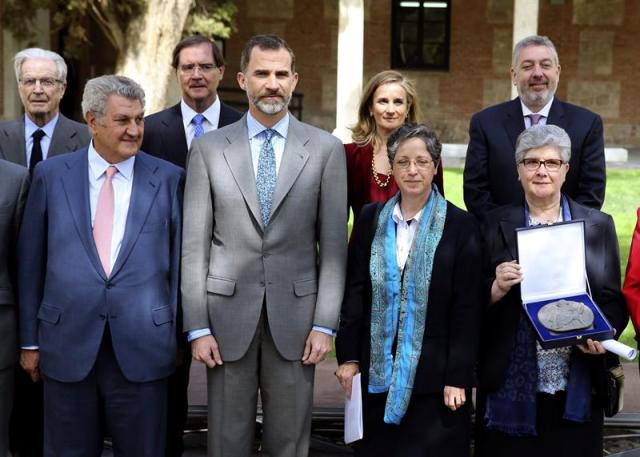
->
[391, 0, 451, 70]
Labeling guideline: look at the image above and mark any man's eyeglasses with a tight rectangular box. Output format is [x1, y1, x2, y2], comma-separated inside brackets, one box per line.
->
[519, 158, 565, 172]
[394, 158, 435, 170]
[179, 64, 218, 75]
[19, 77, 62, 88]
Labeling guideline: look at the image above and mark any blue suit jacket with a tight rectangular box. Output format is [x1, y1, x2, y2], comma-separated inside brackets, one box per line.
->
[463, 97, 606, 218]
[18, 148, 184, 383]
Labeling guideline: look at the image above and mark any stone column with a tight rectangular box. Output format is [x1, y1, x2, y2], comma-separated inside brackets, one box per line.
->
[511, 0, 539, 98]
[333, 0, 364, 142]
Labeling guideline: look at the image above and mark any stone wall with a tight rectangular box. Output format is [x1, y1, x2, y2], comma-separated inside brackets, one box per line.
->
[214, 0, 640, 146]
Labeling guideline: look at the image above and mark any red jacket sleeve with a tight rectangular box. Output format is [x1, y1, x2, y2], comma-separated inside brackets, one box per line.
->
[623, 208, 640, 336]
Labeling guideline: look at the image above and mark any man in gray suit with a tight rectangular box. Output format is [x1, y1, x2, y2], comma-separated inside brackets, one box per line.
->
[182, 35, 347, 457]
[0, 159, 29, 456]
[0, 48, 89, 170]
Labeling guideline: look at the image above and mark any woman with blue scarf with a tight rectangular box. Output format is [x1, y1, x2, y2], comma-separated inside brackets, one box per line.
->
[335, 123, 483, 456]
[475, 124, 628, 457]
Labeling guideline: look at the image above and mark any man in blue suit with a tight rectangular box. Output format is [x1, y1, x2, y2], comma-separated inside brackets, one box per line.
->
[463, 35, 605, 218]
[18, 75, 184, 456]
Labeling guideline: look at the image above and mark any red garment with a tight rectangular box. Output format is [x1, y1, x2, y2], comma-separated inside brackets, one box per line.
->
[623, 208, 640, 336]
[345, 142, 445, 226]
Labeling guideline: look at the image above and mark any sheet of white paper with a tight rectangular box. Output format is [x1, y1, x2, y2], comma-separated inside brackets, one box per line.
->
[344, 373, 363, 444]
[602, 339, 638, 361]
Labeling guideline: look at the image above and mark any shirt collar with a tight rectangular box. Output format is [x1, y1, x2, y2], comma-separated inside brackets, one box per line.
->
[88, 141, 135, 181]
[246, 111, 289, 140]
[392, 201, 424, 225]
[180, 97, 220, 126]
[521, 96, 554, 118]
[24, 112, 59, 139]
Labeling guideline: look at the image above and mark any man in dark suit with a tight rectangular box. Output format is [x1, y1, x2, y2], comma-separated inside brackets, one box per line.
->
[0, 160, 29, 456]
[463, 35, 605, 218]
[18, 75, 183, 456]
[0, 48, 90, 169]
[142, 35, 242, 168]
[141, 35, 241, 457]
[4, 47, 90, 457]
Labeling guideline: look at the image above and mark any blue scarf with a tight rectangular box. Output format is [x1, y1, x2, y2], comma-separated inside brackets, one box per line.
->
[484, 195, 592, 435]
[368, 186, 447, 424]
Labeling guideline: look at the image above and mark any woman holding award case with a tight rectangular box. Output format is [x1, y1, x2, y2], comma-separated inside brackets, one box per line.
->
[475, 124, 629, 457]
[335, 124, 482, 457]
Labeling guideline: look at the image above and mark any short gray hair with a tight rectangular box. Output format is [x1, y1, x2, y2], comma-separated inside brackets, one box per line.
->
[387, 123, 442, 164]
[515, 124, 571, 163]
[14, 48, 67, 82]
[81, 75, 145, 119]
[512, 35, 559, 68]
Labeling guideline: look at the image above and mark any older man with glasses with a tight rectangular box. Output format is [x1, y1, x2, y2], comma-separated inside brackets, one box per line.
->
[0, 47, 90, 457]
[0, 48, 90, 172]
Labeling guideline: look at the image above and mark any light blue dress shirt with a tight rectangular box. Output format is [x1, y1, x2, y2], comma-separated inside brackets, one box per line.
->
[180, 98, 221, 149]
[24, 113, 58, 166]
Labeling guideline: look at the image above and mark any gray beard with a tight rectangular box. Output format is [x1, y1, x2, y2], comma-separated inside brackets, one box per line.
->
[254, 94, 291, 115]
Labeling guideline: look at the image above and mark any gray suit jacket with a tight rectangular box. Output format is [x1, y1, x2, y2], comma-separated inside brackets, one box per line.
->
[0, 114, 90, 166]
[181, 114, 348, 361]
[0, 160, 29, 369]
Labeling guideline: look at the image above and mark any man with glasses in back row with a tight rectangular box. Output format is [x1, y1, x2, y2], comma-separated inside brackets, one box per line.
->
[141, 35, 241, 457]
[0, 47, 90, 457]
[142, 35, 242, 168]
[463, 35, 606, 219]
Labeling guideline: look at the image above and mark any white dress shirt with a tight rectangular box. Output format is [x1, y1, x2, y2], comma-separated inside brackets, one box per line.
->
[392, 202, 424, 271]
[521, 97, 554, 128]
[88, 143, 136, 271]
[24, 113, 59, 165]
[181, 98, 221, 149]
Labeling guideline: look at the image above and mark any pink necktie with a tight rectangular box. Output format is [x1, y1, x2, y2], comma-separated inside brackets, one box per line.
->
[94, 166, 117, 276]
[529, 113, 542, 126]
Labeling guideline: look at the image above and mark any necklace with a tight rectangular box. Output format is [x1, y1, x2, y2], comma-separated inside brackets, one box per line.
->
[371, 152, 392, 188]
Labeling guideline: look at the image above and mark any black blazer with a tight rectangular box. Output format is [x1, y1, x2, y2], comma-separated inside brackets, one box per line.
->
[477, 199, 628, 391]
[463, 98, 606, 218]
[141, 101, 242, 168]
[336, 201, 484, 393]
[0, 160, 29, 369]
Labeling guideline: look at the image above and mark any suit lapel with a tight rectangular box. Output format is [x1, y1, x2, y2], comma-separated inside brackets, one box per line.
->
[503, 98, 525, 151]
[49, 115, 80, 157]
[0, 120, 27, 166]
[222, 121, 264, 229]
[546, 98, 566, 129]
[163, 104, 188, 163]
[60, 149, 106, 278]
[219, 102, 239, 128]
[271, 117, 309, 220]
[110, 153, 160, 278]
[499, 206, 525, 260]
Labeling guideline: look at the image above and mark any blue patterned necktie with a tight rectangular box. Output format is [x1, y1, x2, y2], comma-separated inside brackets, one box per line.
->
[192, 114, 205, 138]
[256, 129, 277, 226]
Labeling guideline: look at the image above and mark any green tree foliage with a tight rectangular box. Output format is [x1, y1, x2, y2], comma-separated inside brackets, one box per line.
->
[2, 0, 237, 58]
